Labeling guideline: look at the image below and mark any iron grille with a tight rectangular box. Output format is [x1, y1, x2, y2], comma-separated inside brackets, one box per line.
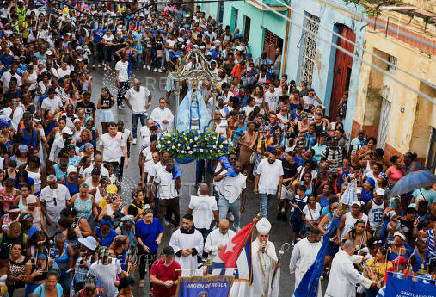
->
[299, 14, 320, 86]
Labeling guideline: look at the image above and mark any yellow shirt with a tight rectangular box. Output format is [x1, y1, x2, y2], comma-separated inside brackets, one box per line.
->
[99, 198, 108, 209]
[21, 21, 29, 38]
[365, 258, 393, 282]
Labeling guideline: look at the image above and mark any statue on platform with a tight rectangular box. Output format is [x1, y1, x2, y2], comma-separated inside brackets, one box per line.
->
[176, 80, 211, 132]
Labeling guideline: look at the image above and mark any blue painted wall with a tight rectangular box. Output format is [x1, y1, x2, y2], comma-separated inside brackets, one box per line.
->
[202, 1, 288, 62]
[200, 0, 219, 20]
[285, 0, 366, 135]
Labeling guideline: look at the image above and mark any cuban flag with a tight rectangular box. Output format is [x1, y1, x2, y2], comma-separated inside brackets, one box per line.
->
[207, 219, 257, 296]
[209, 222, 254, 280]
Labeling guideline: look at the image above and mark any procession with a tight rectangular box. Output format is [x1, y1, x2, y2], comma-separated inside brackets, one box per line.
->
[0, 0, 435, 297]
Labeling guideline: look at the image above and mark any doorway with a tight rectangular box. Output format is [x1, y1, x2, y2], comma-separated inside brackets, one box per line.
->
[218, 0, 224, 24]
[263, 29, 283, 61]
[244, 16, 251, 41]
[329, 24, 355, 120]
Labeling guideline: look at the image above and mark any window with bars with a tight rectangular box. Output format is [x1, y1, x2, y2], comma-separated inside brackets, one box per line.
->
[298, 13, 320, 86]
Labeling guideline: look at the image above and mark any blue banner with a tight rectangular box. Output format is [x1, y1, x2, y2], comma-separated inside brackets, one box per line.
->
[384, 272, 436, 297]
[177, 275, 234, 297]
[294, 217, 341, 297]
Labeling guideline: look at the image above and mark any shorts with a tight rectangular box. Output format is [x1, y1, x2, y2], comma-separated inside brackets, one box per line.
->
[291, 215, 305, 235]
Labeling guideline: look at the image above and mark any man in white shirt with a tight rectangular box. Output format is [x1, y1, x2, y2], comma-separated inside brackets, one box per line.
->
[302, 89, 322, 111]
[150, 98, 174, 133]
[139, 119, 157, 149]
[41, 88, 63, 114]
[325, 240, 374, 297]
[187, 183, 218, 243]
[49, 126, 73, 163]
[254, 151, 284, 218]
[215, 161, 247, 230]
[1, 64, 22, 92]
[204, 219, 235, 261]
[125, 78, 151, 145]
[289, 227, 323, 297]
[115, 53, 130, 108]
[264, 83, 280, 112]
[40, 175, 72, 237]
[151, 158, 181, 227]
[98, 122, 128, 179]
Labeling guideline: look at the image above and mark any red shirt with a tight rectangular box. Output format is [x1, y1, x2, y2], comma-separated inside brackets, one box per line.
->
[150, 258, 181, 297]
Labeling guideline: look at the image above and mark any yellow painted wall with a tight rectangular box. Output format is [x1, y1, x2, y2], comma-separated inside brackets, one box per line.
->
[354, 31, 436, 157]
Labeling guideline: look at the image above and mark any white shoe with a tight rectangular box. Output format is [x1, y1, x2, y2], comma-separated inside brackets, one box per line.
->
[153, 68, 157, 72]
[132, 138, 137, 145]
[143, 65, 146, 69]
[158, 68, 163, 72]
[118, 105, 123, 109]
[147, 65, 150, 70]
[228, 213, 235, 221]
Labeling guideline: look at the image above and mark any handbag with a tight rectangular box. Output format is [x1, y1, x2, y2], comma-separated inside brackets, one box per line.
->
[249, 151, 257, 164]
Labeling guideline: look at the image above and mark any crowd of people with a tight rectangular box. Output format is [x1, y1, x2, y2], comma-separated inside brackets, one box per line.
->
[0, 0, 434, 297]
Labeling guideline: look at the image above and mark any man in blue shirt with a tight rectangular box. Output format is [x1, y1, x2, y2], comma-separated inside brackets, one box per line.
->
[0, 46, 14, 69]
[91, 23, 106, 68]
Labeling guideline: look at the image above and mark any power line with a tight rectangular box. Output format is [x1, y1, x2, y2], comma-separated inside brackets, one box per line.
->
[274, 0, 436, 91]
[74, 0, 242, 3]
[250, 0, 435, 104]
[48, 0, 243, 20]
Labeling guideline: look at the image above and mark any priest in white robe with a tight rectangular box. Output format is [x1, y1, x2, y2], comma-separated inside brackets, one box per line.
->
[289, 227, 323, 297]
[150, 98, 174, 132]
[169, 213, 204, 276]
[325, 239, 374, 297]
[249, 218, 280, 297]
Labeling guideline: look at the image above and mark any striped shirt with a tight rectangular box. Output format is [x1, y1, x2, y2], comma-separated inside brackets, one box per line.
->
[426, 229, 435, 260]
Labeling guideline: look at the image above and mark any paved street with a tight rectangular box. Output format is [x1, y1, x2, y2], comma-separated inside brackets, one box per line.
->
[91, 68, 298, 296]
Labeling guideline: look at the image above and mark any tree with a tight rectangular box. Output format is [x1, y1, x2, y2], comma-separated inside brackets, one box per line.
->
[343, 0, 404, 16]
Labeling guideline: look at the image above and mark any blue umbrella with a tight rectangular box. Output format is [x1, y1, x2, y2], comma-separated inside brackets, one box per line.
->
[389, 170, 436, 197]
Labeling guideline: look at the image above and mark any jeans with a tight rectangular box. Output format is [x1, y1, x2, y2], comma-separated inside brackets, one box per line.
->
[132, 113, 146, 139]
[103, 45, 112, 63]
[259, 193, 276, 218]
[134, 52, 143, 69]
[218, 195, 241, 229]
[92, 42, 102, 66]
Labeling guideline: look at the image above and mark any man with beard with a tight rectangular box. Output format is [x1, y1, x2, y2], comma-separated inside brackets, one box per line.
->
[169, 214, 203, 276]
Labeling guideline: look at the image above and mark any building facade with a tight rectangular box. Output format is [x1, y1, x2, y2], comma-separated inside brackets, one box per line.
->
[352, 1, 436, 171]
[201, 0, 289, 68]
[284, 0, 366, 134]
